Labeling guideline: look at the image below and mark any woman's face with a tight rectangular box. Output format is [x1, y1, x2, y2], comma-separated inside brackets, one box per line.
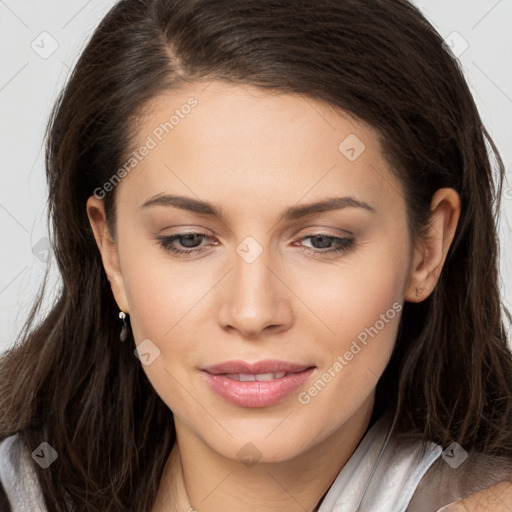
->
[91, 81, 416, 462]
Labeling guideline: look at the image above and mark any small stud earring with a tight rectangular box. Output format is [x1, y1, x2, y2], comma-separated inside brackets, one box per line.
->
[415, 287, 424, 298]
[118, 311, 130, 342]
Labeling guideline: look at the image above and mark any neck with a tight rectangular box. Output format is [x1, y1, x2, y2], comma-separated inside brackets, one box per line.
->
[154, 394, 375, 512]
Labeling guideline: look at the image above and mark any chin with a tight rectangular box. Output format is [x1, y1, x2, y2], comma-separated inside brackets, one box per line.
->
[205, 430, 316, 466]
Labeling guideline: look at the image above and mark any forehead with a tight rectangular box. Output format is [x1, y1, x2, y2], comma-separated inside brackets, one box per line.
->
[115, 81, 405, 219]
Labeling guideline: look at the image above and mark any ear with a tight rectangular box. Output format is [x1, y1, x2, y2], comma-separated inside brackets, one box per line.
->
[86, 195, 129, 313]
[404, 188, 461, 303]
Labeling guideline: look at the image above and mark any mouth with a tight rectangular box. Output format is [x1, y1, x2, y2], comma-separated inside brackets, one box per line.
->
[223, 372, 289, 381]
[201, 360, 316, 408]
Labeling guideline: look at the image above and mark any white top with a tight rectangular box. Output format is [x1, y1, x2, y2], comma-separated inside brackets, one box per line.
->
[0, 413, 510, 511]
[318, 413, 442, 511]
[0, 434, 46, 511]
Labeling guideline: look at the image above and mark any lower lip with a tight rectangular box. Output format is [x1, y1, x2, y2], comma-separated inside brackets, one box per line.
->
[202, 368, 315, 408]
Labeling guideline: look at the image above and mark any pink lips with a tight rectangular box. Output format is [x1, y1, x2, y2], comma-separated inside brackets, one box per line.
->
[202, 359, 316, 408]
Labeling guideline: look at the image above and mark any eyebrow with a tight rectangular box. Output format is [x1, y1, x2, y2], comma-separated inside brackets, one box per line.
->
[140, 193, 375, 222]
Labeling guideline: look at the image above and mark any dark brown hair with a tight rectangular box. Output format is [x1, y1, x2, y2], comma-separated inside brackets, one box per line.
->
[1, 0, 511, 510]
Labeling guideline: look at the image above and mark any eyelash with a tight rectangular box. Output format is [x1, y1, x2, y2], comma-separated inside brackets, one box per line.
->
[154, 232, 355, 257]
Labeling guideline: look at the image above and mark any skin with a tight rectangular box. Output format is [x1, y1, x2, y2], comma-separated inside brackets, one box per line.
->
[438, 482, 512, 511]
[87, 81, 462, 512]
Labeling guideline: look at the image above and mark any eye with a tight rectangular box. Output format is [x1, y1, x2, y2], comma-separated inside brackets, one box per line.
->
[295, 234, 355, 255]
[154, 232, 355, 257]
[155, 233, 213, 255]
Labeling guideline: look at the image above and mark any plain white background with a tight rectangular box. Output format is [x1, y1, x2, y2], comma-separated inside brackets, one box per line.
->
[0, 1, 511, 353]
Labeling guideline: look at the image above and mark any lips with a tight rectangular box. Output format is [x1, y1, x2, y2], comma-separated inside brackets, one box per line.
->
[202, 359, 316, 408]
[203, 360, 313, 375]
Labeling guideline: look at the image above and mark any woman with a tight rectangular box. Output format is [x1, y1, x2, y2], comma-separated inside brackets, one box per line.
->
[0, 0, 511, 510]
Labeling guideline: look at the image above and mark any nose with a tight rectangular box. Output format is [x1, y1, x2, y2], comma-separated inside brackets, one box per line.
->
[217, 241, 293, 339]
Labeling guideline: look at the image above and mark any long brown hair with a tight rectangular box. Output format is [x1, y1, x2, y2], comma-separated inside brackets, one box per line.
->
[1, 0, 511, 510]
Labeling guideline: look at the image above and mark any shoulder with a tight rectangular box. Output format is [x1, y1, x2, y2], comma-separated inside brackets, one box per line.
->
[437, 481, 512, 511]
[407, 449, 512, 512]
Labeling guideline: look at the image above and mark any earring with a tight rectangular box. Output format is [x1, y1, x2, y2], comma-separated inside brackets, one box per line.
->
[118, 311, 130, 342]
[415, 287, 424, 298]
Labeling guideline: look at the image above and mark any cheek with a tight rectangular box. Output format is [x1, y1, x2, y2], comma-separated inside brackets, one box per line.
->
[119, 235, 209, 340]
[293, 237, 409, 413]
[300, 236, 409, 347]
[295, 280, 403, 442]
[119, 252, 207, 410]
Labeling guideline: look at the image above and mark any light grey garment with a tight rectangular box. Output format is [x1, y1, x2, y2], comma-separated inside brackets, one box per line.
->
[0, 434, 46, 511]
[318, 412, 443, 512]
[0, 417, 511, 511]
[318, 412, 512, 512]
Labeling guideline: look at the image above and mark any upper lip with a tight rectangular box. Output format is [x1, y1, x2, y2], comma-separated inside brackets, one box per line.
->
[203, 359, 315, 375]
